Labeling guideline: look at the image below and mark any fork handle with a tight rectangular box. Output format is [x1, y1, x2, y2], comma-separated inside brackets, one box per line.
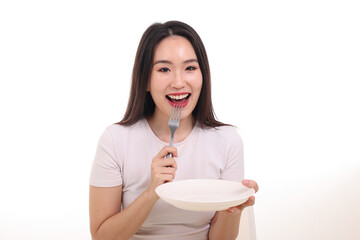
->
[165, 132, 175, 159]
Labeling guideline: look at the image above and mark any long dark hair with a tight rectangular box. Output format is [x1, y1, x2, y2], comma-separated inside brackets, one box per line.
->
[118, 20, 228, 128]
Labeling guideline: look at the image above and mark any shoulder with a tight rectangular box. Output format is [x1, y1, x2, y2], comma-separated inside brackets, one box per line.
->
[199, 124, 242, 141]
[194, 124, 243, 150]
[101, 119, 147, 142]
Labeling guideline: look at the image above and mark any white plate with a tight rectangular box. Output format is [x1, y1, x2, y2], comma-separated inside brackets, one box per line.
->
[155, 179, 255, 212]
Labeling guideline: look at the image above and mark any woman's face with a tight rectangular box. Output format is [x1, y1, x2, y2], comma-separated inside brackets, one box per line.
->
[148, 36, 203, 121]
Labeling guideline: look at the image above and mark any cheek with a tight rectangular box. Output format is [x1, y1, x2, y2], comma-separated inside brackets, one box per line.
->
[187, 72, 203, 90]
[194, 75, 203, 94]
[149, 75, 166, 95]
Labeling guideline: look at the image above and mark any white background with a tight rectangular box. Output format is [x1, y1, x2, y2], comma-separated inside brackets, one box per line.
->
[1, 0, 359, 239]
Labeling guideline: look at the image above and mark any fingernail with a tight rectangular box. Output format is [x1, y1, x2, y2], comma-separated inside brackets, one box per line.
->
[243, 180, 249, 185]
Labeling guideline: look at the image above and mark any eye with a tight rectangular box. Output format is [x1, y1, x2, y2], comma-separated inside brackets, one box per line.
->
[186, 66, 197, 71]
[158, 67, 170, 72]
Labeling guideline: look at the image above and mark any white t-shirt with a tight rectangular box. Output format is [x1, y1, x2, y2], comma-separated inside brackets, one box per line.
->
[90, 118, 244, 240]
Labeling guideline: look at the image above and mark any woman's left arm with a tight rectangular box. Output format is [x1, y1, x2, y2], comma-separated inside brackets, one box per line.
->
[208, 180, 259, 240]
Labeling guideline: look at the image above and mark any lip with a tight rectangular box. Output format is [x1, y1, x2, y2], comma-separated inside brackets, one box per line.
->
[166, 92, 191, 108]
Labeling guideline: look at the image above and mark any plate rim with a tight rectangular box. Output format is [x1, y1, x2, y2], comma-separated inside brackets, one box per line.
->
[155, 179, 255, 205]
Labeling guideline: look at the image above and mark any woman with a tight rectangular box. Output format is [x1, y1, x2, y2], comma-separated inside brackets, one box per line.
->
[89, 20, 258, 240]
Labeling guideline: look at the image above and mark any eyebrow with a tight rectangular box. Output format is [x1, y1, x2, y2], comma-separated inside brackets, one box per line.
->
[152, 59, 198, 66]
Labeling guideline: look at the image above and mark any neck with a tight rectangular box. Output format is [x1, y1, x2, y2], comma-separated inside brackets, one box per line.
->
[147, 108, 195, 144]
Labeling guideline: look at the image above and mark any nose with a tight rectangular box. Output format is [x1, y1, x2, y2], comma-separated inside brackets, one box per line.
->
[171, 70, 186, 89]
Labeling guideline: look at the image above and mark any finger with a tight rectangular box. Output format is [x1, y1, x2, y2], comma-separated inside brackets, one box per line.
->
[227, 196, 255, 213]
[167, 158, 177, 170]
[154, 158, 177, 169]
[161, 173, 175, 182]
[247, 195, 255, 205]
[157, 146, 178, 158]
[153, 174, 173, 186]
[227, 207, 242, 214]
[159, 166, 176, 177]
[241, 196, 255, 208]
[242, 179, 259, 193]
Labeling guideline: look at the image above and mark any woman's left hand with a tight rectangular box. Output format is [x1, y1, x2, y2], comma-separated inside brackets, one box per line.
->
[225, 179, 259, 214]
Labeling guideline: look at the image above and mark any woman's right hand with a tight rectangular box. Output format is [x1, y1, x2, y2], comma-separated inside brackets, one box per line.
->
[146, 146, 178, 199]
[90, 146, 178, 240]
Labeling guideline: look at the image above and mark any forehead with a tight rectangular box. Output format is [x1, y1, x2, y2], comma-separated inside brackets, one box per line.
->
[153, 36, 197, 59]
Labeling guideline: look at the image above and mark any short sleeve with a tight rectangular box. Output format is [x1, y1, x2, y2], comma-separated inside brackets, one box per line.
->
[89, 126, 123, 187]
[220, 128, 244, 182]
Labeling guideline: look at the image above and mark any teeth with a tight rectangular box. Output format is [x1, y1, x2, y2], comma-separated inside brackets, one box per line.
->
[168, 94, 189, 100]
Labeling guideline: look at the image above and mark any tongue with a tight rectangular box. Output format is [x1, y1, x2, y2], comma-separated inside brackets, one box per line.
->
[171, 98, 187, 103]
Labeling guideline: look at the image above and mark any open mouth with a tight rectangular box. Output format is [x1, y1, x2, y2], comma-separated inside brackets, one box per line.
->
[166, 93, 191, 107]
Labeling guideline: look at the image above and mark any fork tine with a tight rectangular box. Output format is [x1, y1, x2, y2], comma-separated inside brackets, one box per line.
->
[172, 105, 177, 120]
[170, 104, 175, 121]
[172, 104, 179, 120]
[176, 106, 182, 121]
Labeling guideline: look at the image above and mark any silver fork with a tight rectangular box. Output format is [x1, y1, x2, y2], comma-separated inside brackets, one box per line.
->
[165, 104, 182, 158]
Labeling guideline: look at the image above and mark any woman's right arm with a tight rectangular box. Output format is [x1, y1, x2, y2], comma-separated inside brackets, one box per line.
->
[89, 146, 178, 240]
[89, 185, 158, 240]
